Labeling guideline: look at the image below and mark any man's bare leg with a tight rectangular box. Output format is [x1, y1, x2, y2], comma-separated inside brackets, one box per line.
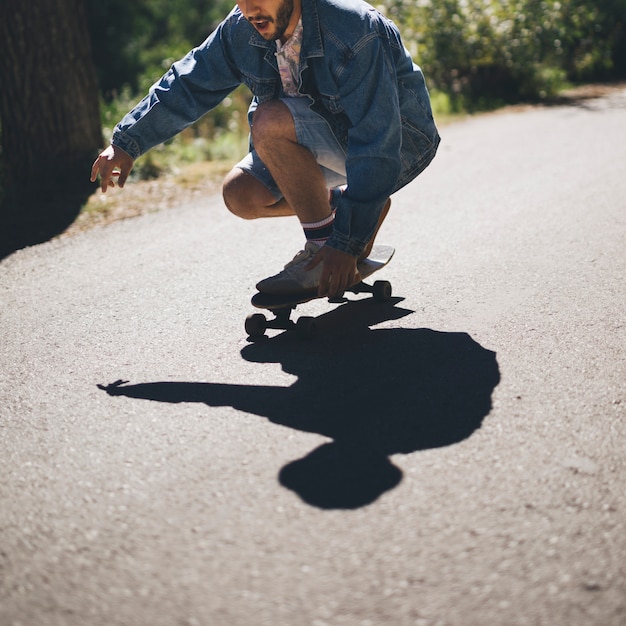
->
[222, 168, 295, 219]
[253, 101, 361, 296]
[250, 100, 332, 224]
[230, 100, 359, 297]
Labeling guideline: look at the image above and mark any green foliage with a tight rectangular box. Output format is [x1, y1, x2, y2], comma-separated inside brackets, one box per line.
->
[100, 85, 251, 182]
[86, 0, 235, 98]
[88, 0, 251, 178]
[382, 0, 626, 109]
[88, 0, 626, 175]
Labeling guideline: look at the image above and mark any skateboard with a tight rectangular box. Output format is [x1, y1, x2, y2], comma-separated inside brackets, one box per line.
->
[245, 244, 395, 340]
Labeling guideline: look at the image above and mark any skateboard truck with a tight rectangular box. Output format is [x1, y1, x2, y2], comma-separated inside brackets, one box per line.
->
[245, 278, 392, 340]
[246, 306, 316, 340]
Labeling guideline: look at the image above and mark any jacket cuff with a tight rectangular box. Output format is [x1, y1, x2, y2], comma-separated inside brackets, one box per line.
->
[325, 231, 367, 257]
[112, 129, 142, 160]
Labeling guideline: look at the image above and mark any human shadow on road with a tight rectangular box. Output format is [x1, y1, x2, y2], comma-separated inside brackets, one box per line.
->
[99, 298, 500, 509]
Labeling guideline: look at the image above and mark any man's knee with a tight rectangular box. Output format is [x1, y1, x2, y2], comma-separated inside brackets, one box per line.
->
[251, 100, 296, 151]
[222, 168, 269, 220]
[223, 168, 254, 219]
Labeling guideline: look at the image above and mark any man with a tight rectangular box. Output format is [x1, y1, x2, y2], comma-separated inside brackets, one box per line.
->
[91, 0, 440, 298]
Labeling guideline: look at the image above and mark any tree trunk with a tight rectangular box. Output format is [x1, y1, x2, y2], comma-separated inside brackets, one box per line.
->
[0, 0, 102, 253]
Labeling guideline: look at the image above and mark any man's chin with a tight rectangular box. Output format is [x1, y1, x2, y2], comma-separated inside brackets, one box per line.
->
[251, 17, 288, 41]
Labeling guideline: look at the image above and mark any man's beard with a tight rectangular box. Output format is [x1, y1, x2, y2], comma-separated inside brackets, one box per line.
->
[247, 0, 294, 41]
[273, 0, 294, 41]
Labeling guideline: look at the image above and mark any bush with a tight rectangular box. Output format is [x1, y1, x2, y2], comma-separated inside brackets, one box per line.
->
[100, 85, 251, 181]
[86, 0, 235, 99]
[92, 0, 626, 174]
[383, 0, 626, 109]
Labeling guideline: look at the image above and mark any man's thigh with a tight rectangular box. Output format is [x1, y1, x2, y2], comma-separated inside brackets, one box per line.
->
[235, 98, 348, 199]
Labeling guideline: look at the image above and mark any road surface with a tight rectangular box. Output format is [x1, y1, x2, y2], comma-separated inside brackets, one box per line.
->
[1, 89, 625, 625]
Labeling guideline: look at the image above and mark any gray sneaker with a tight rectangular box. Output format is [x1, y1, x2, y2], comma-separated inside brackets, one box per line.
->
[256, 241, 323, 295]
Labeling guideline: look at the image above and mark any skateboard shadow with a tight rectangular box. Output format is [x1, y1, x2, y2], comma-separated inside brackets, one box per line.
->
[99, 298, 500, 509]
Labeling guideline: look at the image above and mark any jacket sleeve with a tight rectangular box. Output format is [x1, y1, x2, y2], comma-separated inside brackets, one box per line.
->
[112, 20, 242, 159]
[325, 32, 402, 257]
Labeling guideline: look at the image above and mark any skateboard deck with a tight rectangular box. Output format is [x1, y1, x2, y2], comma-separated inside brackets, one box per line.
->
[246, 244, 394, 339]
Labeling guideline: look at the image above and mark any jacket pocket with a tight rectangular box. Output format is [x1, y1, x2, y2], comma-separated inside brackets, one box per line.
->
[241, 72, 278, 102]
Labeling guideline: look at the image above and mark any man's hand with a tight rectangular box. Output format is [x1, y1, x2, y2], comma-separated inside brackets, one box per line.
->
[90, 145, 134, 193]
[306, 246, 361, 299]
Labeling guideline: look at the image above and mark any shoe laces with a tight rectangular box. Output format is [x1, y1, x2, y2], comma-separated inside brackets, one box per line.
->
[284, 242, 320, 270]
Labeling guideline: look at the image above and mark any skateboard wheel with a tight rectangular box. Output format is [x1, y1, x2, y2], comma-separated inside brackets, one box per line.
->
[373, 280, 392, 302]
[296, 316, 317, 340]
[245, 313, 267, 339]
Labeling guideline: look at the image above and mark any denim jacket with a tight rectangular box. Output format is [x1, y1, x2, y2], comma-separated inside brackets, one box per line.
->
[112, 0, 439, 256]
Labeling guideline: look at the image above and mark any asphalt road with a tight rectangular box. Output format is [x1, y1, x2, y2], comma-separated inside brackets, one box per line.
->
[1, 88, 625, 626]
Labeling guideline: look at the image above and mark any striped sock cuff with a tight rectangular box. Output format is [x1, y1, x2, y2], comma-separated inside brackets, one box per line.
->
[302, 212, 335, 244]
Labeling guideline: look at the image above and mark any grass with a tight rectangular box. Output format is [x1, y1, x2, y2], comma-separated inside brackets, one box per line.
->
[66, 159, 233, 237]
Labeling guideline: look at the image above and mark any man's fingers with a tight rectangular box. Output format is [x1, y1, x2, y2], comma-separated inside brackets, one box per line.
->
[317, 270, 330, 297]
[327, 278, 345, 299]
[313, 247, 361, 298]
[89, 160, 99, 183]
[96, 164, 126, 193]
[91, 155, 112, 193]
[100, 167, 111, 193]
[318, 268, 347, 299]
[90, 145, 134, 193]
